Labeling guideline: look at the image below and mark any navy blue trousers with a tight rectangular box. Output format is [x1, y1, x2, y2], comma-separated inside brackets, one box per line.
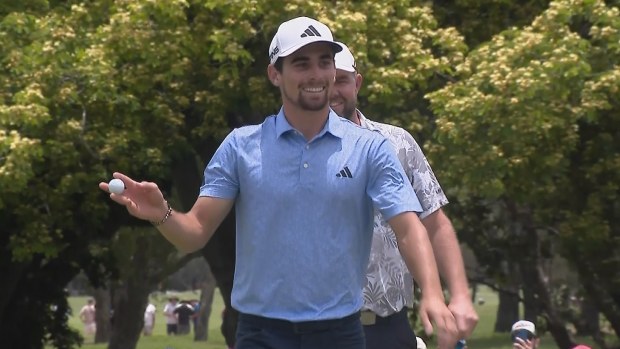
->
[236, 312, 365, 349]
[363, 308, 417, 349]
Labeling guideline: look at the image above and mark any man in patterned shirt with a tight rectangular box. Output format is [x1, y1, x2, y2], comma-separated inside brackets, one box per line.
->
[331, 42, 479, 349]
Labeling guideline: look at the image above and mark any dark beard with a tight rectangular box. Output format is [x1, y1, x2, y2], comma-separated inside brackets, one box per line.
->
[341, 100, 357, 121]
[298, 92, 328, 111]
[332, 97, 357, 121]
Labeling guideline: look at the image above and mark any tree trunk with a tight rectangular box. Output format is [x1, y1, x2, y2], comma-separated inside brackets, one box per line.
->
[521, 270, 540, 322]
[520, 223, 574, 349]
[533, 261, 575, 349]
[494, 288, 520, 332]
[194, 265, 216, 341]
[107, 236, 152, 349]
[93, 287, 111, 343]
[581, 272, 620, 339]
[107, 282, 149, 349]
[576, 296, 599, 336]
[0, 262, 25, 330]
[172, 148, 238, 347]
[508, 203, 576, 349]
[471, 283, 478, 304]
[201, 211, 237, 348]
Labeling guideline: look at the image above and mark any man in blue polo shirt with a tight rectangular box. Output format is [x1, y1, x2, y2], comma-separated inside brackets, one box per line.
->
[100, 16, 458, 349]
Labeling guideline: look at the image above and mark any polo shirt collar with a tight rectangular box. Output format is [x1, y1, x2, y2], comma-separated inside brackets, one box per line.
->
[275, 107, 345, 139]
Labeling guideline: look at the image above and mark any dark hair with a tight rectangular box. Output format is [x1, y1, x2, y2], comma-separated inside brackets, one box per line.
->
[274, 57, 284, 72]
[272, 47, 338, 73]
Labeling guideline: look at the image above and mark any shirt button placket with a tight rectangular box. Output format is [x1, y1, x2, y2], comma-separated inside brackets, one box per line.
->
[300, 143, 311, 183]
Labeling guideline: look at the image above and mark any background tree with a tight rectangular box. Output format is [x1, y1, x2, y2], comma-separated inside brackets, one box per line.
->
[427, 0, 620, 346]
[431, 0, 552, 48]
[0, 3, 126, 347]
[2, 0, 619, 348]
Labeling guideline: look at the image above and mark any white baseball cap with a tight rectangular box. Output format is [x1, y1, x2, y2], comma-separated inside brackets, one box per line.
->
[268, 16, 342, 65]
[334, 42, 356, 72]
[511, 320, 536, 338]
[416, 337, 427, 349]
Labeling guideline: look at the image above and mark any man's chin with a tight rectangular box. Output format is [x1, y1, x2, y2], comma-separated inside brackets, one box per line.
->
[299, 99, 328, 112]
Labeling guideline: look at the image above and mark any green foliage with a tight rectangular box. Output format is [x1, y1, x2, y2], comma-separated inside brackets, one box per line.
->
[428, 0, 619, 202]
[432, 0, 552, 48]
[428, 0, 620, 337]
[3, 0, 620, 346]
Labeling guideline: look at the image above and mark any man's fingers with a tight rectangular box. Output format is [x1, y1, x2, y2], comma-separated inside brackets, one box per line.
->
[439, 312, 460, 349]
[113, 172, 135, 184]
[513, 337, 529, 349]
[456, 314, 478, 338]
[106, 173, 160, 198]
[420, 310, 434, 336]
[448, 301, 479, 339]
[109, 192, 132, 206]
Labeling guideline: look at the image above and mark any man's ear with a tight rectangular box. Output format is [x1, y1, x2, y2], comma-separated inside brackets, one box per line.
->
[355, 73, 363, 93]
[267, 64, 280, 87]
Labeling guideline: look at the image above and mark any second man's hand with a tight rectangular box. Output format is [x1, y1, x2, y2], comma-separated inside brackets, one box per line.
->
[448, 295, 479, 339]
[419, 296, 459, 349]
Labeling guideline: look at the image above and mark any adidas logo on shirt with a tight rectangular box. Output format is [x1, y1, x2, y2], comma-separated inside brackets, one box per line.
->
[300, 25, 321, 38]
[336, 166, 353, 178]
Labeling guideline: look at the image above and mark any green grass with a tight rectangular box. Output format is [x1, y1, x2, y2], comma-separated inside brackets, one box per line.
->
[444, 287, 597, 349]
[61, 286, 602, 349]
[67, 290, 228, 349]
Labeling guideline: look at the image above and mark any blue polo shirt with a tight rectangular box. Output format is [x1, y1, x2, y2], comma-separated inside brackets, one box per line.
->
[200, 108, 422, 321]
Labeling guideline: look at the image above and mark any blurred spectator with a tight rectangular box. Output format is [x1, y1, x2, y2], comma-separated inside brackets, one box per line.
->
[163, 296, 179, 335]
[143, 303, 156, 336]
[79, 298, 96, 336]
[511, 320, 540, 349]
[174, 300, 195, 335]
[190, 299, 200, 332]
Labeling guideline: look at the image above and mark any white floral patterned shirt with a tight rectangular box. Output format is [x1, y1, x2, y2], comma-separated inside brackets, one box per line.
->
[359, 110, 449, 317]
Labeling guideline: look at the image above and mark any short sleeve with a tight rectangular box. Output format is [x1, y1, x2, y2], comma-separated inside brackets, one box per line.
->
[366, 138, 422, 220]
[199, 130, 240, 199]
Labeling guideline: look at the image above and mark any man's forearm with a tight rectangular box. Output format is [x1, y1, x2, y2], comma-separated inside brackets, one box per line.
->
[423, 209, 470, 299]
[155, 196, 234, 254]
[155, 208, 210, 254]
[390, 212, 444, 300]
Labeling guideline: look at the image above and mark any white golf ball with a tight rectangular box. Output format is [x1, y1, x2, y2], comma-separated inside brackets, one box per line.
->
[108, 178, 125, 195]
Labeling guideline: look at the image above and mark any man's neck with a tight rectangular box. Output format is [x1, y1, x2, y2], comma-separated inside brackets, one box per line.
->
[282, 104, 330, 140]
[348, 110, 361, 126]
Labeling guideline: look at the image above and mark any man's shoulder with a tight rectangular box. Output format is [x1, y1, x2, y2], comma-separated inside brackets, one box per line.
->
[232, 116, 274, 137]
[363, 117, 422, 151]
[364, 117, 393, 129]
[365, 118, 411, 138]
[338, 117, 387, 142]
[215, 116, 275, 151]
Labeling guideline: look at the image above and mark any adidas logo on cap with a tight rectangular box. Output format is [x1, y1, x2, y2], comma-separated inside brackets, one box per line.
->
[301, 25, 321, 37]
